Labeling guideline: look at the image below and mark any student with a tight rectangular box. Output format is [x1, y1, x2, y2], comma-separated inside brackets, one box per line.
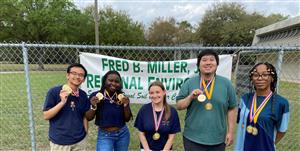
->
[176, 50, 237, 151]
[234, 62, 290, 151]
[43, 63, 92, 151]
[135, 81, 181, 151]
[86, 70, 132, 151]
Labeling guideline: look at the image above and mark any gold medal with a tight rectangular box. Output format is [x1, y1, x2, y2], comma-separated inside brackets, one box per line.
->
[116, 93, 125, 105]
[62, 84, 72, 96]
[205, 103, 213, 110]
[246, 125, 253, 134]
[197, 94, 206, 102]
[252, 127, 258, 135]
[96, 92, 104, 101]
[117, 93, 125, 101]
[152, 132, 160, 140]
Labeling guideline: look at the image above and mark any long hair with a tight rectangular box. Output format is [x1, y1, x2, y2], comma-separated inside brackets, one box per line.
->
[248, 62, 278, 116]
[100, 70, 123, 94]
[148, 81, 171, 121]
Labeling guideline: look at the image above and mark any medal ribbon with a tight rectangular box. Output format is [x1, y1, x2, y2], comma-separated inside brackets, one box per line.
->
[105, 90, 117, 102]
[152, 104, 165, 132]
[200, 77, 213, 91]
[72, 90, 79, 97]
[249, 92, 273, 124]
[202, 77, 215, 100]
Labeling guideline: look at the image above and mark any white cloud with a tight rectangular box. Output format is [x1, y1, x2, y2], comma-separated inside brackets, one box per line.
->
[73, 0, 300, 27]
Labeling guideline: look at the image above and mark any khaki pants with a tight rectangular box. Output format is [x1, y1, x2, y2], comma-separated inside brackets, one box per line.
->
[50, 137, 87, 151]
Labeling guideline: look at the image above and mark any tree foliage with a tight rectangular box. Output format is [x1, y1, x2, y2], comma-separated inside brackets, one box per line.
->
[0, 0, 92, 43]
[0, 1, 289, 45]
[147, 17, 177, 45]
[195, 2, 287, 45]
[96, 6, 145, 45]
[146, 18, 196, 45]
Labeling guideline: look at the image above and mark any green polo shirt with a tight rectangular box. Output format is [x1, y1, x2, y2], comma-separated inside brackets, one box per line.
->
[176, 75, 237, 145]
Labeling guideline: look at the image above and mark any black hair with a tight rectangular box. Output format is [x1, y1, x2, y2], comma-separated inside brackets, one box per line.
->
[248, 62, 278, 118]
[100, 70, 123, 94]
[66, 63, 88, 79]
[248, 62, 277, 92]
[196, 50, 219, 67]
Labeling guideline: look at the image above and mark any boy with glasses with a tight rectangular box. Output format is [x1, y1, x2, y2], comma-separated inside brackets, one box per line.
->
[43, 63, 94, 151]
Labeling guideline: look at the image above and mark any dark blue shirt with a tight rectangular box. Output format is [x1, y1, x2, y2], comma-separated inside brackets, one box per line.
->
[234, 93, 289, 151]
[134, 103, 181, 151]
[43, 85, 90, 145]
[89, 90, 129, 128]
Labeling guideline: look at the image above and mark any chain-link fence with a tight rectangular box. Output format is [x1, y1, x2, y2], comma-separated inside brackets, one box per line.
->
[0, 42, 299, 151]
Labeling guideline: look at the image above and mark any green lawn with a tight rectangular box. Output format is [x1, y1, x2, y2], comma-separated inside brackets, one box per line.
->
[0, 71, 299, 151]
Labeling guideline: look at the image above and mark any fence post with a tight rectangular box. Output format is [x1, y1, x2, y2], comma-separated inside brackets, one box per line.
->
[22, 42, 36, 151]
[275, 48, 284, 93]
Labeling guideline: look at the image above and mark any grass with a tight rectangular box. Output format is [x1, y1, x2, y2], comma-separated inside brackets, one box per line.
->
[0, 71, 299, 151]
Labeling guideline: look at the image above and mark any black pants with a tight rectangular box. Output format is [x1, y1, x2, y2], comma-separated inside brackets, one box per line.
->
[183, 136, 225, 151]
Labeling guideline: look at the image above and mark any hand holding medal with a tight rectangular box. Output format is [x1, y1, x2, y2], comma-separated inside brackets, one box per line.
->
[191, 89, 202, 100]
[117, 93, 125, 105]
[62, 84, 72, 96]
[96, 92, 104, 102]
[60, 84, 72, 103]
[197, 94, 206, 102]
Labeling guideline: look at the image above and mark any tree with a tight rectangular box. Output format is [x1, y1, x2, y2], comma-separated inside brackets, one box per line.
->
[146, 18, 196, 45]
[0, 0, 92, 43]
[195, 2, 287, 45]
[90, 6, 146, 45]
[175, 21, 196, 44]
[146, 17, 178, 45]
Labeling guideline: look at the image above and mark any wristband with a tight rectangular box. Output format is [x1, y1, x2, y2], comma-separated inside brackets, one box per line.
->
[90, 105, 97, 111]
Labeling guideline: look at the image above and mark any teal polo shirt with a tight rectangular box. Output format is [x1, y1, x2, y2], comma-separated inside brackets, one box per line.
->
[176, 75, 237, 145]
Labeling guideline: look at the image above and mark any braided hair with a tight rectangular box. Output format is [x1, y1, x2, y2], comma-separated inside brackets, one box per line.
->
[249, 62, 278, 92]
[248, 62, 278, 117]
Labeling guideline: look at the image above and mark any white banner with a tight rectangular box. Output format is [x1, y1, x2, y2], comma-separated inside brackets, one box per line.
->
[80, 52, 232, 104]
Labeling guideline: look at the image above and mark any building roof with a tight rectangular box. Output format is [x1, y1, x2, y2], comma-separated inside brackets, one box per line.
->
[252, 16, 300, 46]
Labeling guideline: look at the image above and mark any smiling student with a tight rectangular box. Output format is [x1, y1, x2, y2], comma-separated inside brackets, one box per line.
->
[135, 81, 181, 151]
[234, 62, 290, 151]
[43, 63, 90, 151]
[176, 50, 237, 151]
[85, 70, 132, 151]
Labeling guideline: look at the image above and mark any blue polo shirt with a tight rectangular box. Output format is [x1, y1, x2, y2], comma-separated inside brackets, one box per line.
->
[234, 93, 289, 151]
[89, 90, 129, 128]
[43, 85, 90, 145]
[134, 103, 181, 151]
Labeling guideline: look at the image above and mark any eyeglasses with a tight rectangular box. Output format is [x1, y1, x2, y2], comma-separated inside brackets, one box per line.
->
[69, 72, 85, 78]
[251, 73, 271, 80]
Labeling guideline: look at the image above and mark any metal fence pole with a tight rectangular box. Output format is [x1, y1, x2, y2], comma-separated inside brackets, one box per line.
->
[275, 49, 284, 93]
[22, 42, 36, 151]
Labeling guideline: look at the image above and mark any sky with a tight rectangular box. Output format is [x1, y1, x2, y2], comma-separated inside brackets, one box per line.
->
[73, 0, 300, 27]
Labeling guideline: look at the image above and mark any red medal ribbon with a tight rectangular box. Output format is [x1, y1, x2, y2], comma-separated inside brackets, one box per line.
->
[249, 92, 273, 123]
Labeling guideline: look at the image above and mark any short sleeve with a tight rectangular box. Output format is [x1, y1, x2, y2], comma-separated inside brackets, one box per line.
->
[81, 90, 90, 112]
[169, 107, 181, 133]
[134, 106, 145, 132]
[277, 99, 290, 132]
[43, 88, 58, 111]
[227, 80, 237, 109]
[176, 79, 190, 101]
